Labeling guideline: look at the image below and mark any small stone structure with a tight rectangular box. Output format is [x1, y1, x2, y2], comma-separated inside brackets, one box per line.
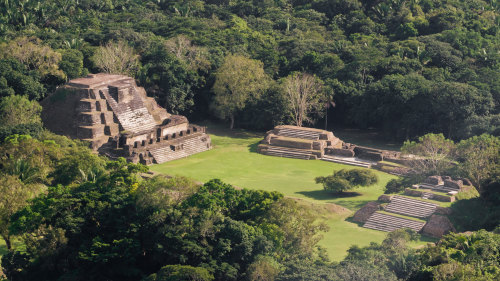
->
[41, 74, 211, 164]
[377, 194, 393, 203]
[357, 194, 456, 238]
[421, 214, 456, 238]
[257, 125, 409, 169]
[404, 188, 455, 202]
[257, 125, 402, 168]
[353, 201, 381, 223]
[257, 125, 342, 160]
[415, 175, 474, 198]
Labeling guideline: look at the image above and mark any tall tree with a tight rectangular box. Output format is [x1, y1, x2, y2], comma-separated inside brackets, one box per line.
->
[0, 95, 41, 128]
[212, 55, 269, 129]
[0, 175, 42, 251]
[456, 134, 500, 191]
[401, 133, 455, 176]
[92, 41, 140, 76]
[283, 72, 324, 127]
[0, 37, 66, 84]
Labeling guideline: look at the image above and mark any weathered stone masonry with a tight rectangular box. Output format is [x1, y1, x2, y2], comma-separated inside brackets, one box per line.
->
[41, 73, 211, 164]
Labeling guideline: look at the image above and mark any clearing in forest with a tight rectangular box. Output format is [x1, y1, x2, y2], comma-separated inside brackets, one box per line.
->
[150, 124, 435, 261]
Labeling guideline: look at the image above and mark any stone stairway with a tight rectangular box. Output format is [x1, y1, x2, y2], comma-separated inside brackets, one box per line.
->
[262, 146, 314, 160]
[418, 183, 460, 193]
[276, 128, 320, 140]
[384, 195, 438, 218]
[421, 192, 433, 200]
[101, 87, 157, 134]
[321, 155, 372, 168]
[150, 136, 210, 164]
[363, 212, 426, 232]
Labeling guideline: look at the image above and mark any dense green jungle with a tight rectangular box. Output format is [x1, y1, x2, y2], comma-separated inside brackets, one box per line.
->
[0, 0, 499, 280]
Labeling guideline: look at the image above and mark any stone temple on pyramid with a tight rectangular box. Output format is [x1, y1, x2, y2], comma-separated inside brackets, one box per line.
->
[41, 73, 211, 164]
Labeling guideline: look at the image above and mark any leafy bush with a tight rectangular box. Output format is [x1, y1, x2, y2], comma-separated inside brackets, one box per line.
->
[0, 123, 43, 142]
[315, 175, 352, 193]
[384, 178, 407, 194]
[143, 265, 214, 281]
[316, 169, 379, 193]
[335, 169, 378, 186]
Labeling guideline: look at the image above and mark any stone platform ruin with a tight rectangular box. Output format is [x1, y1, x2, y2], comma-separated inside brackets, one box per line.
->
[41, 73, 211, 164]
[257, 125, 342, 160]
[257, 125, 402, 168]
[354, 195, 455, 237]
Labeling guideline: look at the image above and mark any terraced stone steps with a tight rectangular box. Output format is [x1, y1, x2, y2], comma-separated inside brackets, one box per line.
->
[321, 155, 372, 168]
[421, 192, 433, 199]
[418, 183, 460, 193]
[150, 137, 210, 164]
[384, 195, 438, 218]
[101, 88, 157, 134]
[266, 146, 314, 154]
[363, 212, 426, 232]
[276, 128, 320, 140]
[263, 148, 312, 160]
[115, 107, 157, 133]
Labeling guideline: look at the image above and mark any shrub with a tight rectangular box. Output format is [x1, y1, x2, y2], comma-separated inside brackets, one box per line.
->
[316, 169, 379, 193]
[316, 176, 353, 193]
[385, 178, 407, 194]
[335, 169, 378, 186]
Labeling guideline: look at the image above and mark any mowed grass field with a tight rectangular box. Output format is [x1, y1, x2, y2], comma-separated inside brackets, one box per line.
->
[150, 125, 436, 261]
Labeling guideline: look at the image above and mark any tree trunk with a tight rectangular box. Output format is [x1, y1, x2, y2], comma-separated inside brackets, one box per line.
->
[325, 107, 328, 130]
[230, 114, 235, 130]
[1, 234, 12, 251]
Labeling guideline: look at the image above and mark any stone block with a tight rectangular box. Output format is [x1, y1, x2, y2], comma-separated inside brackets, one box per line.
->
[104, 124, 119, 136]
[357, 151, 383, 161]
[378, 194, 393, 203]
[325, 148, 355, 157]
[312, 141, 323, 151]
[269, 137, 313, 150]
[421, 215, 455, 238]
[457, 177, 473, 186]
[78, 112, 102, 125]
[444, 180, 463, 189]
[353, 202, 380, 223]
[425, 176, 443, 185]
[77, 100, 96, 112]
[77, 125, 105, 139]
[100, 112, 115, 124]
[404, 188, 423, 197]
[431, 194, 454, 202]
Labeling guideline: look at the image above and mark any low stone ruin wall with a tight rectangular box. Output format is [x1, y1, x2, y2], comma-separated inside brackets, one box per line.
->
[269, 137, 313, 150]
[423, 175, 474, 190]
[425, 176, 443, 185]
[353, 201, 381, 223]
[421, 214, 455, 238]
[404, 188, 455, 202]
[357, 151, 384, 162]
[325, 147, 355, 157]
[444, 179, 463, 189]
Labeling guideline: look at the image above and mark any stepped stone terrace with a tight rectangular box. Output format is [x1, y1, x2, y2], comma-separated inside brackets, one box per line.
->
[257, 125, 401, 168]
[354, 195, 455, 237]
[41, 73, 211, 164]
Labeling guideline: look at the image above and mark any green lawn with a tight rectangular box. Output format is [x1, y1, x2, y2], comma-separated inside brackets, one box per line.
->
[0, 238, 24, 259]
[150, 125, 439, 261]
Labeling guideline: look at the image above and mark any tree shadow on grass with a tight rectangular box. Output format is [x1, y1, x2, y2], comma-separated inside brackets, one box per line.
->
[248, 141, 259, 153]
[345, 216, 363, 227]
[333, 199, 372, 211]
[201, 121, 264, 140]
[297, 190, 362, 201]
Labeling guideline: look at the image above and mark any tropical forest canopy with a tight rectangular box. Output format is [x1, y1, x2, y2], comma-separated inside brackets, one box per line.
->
[0, 0, 498, 139]
[1, 1, 500, 280]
